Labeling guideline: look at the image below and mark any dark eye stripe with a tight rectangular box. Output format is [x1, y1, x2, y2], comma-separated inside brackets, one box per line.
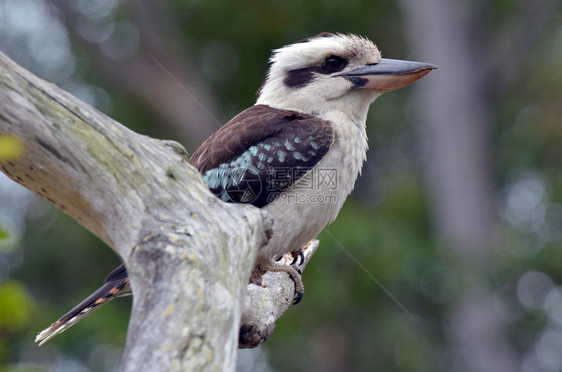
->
[284, 67, 316, 88]
[284, 56, 348, 88]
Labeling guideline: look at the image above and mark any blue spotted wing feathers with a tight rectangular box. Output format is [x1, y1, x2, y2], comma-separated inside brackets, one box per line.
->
[190, 105, 334, 208]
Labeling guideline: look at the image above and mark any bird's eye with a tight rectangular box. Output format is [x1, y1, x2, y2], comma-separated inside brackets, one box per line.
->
[321, 56, 347, 73]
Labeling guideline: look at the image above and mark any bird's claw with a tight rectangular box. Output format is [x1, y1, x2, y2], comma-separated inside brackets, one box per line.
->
[292, 291, 303, 305]
[290, 249, 305, 266]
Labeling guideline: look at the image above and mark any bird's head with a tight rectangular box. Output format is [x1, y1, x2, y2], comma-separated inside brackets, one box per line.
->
[256, 32, 435, 122]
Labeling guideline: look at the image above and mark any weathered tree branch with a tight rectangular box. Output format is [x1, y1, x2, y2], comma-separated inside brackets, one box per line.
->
[239, 239, 317, 348]
[0, 50, 311, 370]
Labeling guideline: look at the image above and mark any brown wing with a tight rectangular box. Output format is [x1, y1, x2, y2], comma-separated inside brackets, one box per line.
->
[191, 105, 334, 208]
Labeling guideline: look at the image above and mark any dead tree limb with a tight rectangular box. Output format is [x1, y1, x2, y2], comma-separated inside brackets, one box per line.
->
[0, 50, 309, 371]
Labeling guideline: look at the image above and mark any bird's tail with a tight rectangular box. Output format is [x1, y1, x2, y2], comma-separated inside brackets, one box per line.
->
[35, 264, 130, 345]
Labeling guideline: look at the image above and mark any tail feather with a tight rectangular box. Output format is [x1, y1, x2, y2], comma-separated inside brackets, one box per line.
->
[35, 264, 130, 345]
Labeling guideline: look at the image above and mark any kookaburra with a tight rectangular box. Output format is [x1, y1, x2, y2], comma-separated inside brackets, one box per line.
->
[36, 32, 435, 345]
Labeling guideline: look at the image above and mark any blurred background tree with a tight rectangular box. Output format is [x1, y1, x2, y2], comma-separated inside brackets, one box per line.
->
[0, 0, 561, 371]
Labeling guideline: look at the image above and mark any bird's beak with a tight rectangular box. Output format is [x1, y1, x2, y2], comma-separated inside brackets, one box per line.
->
[340, 58, 437, 91]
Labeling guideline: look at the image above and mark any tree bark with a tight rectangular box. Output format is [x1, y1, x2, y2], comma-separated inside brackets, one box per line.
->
[0, 50, 303, 370]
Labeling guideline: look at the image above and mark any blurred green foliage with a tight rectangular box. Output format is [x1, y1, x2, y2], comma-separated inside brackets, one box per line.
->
[0, 226, 10, 252]
[0, 281, 37, 361]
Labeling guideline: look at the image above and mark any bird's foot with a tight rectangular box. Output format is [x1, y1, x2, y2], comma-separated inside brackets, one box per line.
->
[290, 249, 305, 268]
[257, 240, 318, 304]
[258, 257, 304, 304]
[275, 249, 305, 272]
